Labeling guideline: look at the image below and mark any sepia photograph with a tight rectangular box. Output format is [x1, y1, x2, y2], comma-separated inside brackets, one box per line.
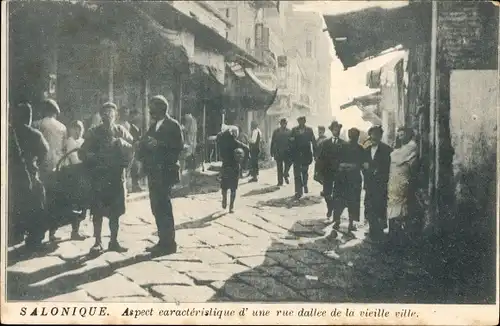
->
[1, 0, 499, 324]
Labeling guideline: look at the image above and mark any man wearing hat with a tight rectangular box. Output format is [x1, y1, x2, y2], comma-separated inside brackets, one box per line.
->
[316, 120, 345, 218]
[290, 116, 317, 199]
[136, 95, 184, 255]
[80, 102, 134, 254]
[362, 125, 392, 240]
[270, 118, 292, 186]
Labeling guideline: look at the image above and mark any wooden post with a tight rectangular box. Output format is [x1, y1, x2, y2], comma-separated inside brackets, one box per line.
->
[428, 1, 438, 227]
[141, 77, 150, 132]
[202, 102, 207, 164]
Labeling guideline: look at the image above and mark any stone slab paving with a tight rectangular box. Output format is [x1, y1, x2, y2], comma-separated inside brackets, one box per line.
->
[8, 167, 379, 303]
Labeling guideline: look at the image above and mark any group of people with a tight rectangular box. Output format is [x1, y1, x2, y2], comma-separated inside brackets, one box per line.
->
[9, 95, 184, 256]
[266, 116, 420, 243]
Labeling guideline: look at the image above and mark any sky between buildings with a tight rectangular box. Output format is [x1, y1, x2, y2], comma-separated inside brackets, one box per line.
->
[294, 0, 409, 131]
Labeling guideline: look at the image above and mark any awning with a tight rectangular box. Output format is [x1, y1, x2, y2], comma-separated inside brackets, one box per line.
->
[340, 89, 381, 110]
[292, 101, 312, 115]
[267, 94, 292, 116]
[134, 2, 262, 68]
[224, 63, 278, 111]
[323, 4, 417, 69]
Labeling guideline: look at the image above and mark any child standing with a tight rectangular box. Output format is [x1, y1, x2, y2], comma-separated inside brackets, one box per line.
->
[65, 120, 86, 240]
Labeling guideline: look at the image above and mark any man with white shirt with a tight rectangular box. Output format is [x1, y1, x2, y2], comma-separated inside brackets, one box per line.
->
[362, 125, 392, 240]
[136, 95, 184, 255]
[248, 121, 262, 182]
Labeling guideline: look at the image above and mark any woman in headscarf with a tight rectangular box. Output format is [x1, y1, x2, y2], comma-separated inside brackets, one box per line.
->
[8, 102, 49, 250]
[387, 127, 419, 245]
[79, 102, 134, 254]
[216, 124, 249, 213]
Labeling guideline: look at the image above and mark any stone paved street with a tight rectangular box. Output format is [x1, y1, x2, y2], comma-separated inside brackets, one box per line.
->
[7, 167, 493, 304]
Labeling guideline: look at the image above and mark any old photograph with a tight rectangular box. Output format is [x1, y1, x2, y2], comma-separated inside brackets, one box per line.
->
[2, 0, 498, 323]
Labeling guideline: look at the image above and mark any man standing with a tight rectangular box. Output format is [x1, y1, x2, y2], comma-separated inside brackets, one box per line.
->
[290, 116, 317, 199]
[137, 95, 184, 255]
[362, 125, 392, 240]
[316, 121, 344, 219]
[332, 128, 365, 231]
[271, 118, 291, 186]
[33, 99, 67, 242]
[248, 120, 262, 182]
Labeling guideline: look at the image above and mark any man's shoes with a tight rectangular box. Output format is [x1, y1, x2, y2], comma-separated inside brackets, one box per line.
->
[348, 224, 357, 232]
[108, 241, 128, 253]
[249, 177, 258, 183]
[284, 176, 290, 184]
[304, 186, 309, 194]
[277, 182, 283, 187]
[89, 243, 104, 255]
[294, 193, 302, 200]
[71, 232, 87, 241]
[332, 221, 340, 229]
[326, 209, 333, 218]
[146, 243, 177, 255]
[222, 196, 227, 209]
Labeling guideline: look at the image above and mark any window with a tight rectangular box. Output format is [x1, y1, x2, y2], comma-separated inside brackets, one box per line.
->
[306, 40, 312, 58]
[245, 37, 252, 52]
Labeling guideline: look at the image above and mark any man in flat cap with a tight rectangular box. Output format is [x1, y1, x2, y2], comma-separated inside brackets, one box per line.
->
[316, 120, 345, 219]
[289, 116, 317, 199]
[80, 102, 134, 254]
[270, 118, 292, 186]
[136, 95, 184, 255]
[362, 125, 392, 240]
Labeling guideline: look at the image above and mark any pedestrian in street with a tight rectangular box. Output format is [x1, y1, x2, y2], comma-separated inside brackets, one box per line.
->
[180, 113, 198, 186]
[237, 126, 249, 178]
[216, 125, 249, 213]
[290, 116, 317, 199]
[362, 125, 392, 240]
[80, 102, 134, 254]
[33, 99, 68, 242]
[63, 120, 87, 240]
[248, 121, 262, 182]
[316, 121, 344, 219]
[270, 118, 292, 186]
[129, 109, 144, 193]
[8, 102, 49, 250]
[387, 127, 419, 245]
[331, 127, 365, 231]
[136, 95, 184, 255]
[313, 125, 328, 185]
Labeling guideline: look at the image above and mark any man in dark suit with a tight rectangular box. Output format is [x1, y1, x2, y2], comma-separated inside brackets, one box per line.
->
[137, 95, 184, 255]
[270, 118, 292, 186]
[290, 116, 317, 199]
[362, 125, 392, 240]
[317, 121, 344, 219]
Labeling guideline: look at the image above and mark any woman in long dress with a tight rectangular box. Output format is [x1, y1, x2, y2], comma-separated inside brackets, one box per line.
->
[387, 127, 418, 244]
[80, 102, 134, 254]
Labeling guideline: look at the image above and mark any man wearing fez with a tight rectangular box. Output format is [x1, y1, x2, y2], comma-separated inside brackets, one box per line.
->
[137, 95, 184, 255]
[80, 102, 134, 254]
[270, 118, 292, 186]
[290, 116, 317, 199]
[362, 125, 392, 240]
[332, 128, 365, 231]
[316, 121, 344, 219]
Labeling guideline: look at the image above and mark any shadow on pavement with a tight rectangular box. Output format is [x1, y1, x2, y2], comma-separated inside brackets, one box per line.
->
[241, 185, 281, 198]
[257, 195, 323, 209]
[176, 212, 227, 231]
[208, 218, 496, 304]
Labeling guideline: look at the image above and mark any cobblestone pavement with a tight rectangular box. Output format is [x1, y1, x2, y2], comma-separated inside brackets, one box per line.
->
[7, 167, 494, 304]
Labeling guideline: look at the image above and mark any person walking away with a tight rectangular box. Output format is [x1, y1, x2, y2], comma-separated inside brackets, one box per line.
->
[136, 95, 183, 255]
[80, 102, 134, 254]
[270, 118, 292, 186]
[314, 125, 328, 186]
[248, 121, 262, 182]
[362, 125, 392, 241]
[290, 116, 317, 199]
[62, 120, 87, 240]
[316, 121, 344, 219]
[129, 109, 144, 193]
[332, 128, 365, 231]
[33, 99, 67, 242]
[216, 126, 249, 212]
[387, 127, 418, 245]
[8, 103, 49, 251]
[237, 126, 249, 178]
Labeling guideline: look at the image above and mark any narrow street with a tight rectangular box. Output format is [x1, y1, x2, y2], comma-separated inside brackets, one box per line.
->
[7, 168, 493, 304]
